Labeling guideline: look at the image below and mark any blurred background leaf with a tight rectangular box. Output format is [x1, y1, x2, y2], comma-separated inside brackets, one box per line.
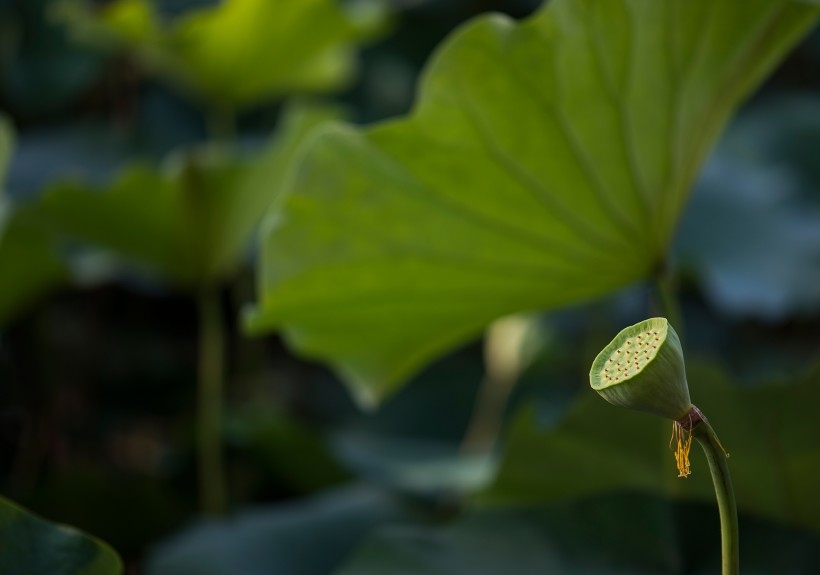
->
[0, 495, 123, 575]
[337, 492, 820, 575]
[37, 103, 341, 288]
[248, 0, 820, 406]
[675, 96, 820, 320]
[6, 124, 133, 201]
[145, 486, 407, 575]
[0, 117, 66, 326]
[483, 359, 820, 536]
[0, 203, 67, 326]
[57, 0, 389, 111]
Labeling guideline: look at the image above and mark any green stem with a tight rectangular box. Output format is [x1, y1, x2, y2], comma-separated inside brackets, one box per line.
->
[461, 316, 530, 454]
[688, 406, 739, 575]
[198, 288, 227, 515]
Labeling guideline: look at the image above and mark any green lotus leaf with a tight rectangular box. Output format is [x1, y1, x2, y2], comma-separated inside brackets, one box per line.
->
[248, 0, 820, 406]
[0, 495, 122, 575]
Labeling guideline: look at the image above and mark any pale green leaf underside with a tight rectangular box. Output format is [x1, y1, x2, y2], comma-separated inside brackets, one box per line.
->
[0, 495, 123, 575]
[249, 0, 819, 406]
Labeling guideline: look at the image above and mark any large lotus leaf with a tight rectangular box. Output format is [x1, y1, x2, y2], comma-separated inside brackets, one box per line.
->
[337, 493, 820, 575]
[0, 495, 122, 575]
[39, 104, 340, 288]
[0, 118, 66, 326]
[247, 0, 820, 406]
[483, 360, 820, 536]
[59, 0, 387, 109]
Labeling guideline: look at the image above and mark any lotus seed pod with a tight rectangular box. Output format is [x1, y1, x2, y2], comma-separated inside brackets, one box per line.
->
[589, 317, 691, 420]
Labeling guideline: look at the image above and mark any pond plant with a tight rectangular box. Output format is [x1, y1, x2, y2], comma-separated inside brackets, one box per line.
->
[591, 317, 738, 574]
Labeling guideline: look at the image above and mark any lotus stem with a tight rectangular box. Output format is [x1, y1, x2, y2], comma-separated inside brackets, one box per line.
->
[679, 406, 739, 575]
[198, 288, 226, 515]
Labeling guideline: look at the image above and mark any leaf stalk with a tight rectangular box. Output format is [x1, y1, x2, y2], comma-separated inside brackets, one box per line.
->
[197, 288, 227, 515]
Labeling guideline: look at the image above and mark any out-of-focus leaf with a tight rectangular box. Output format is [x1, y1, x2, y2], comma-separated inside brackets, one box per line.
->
[0, 495, 123, 575]
[39, 103, 340, 288]
[311, 344, 497, 495]
[40, 151, 238, 287]
[0, 204, 67, 325]
[59, 0, 388, 110]
[331, 431, 498, 495]
[146, 486, 405, 575]
[28, 468, 191, 558]
[483, 360, 820, 536]
[224, 406, 349, 493]
[338, 493, 820, 575]
[0, 118, 66, 326]
[7, 124, 132, 200]
[247, 0, 820, 407]
[675, 97, 820, 319]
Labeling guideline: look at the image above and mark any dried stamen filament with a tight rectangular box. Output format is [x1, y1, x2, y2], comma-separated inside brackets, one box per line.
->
[669, 420, 693, 478]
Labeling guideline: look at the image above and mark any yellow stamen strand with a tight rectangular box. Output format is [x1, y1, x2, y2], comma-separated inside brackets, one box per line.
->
[669, 420, 693, 478]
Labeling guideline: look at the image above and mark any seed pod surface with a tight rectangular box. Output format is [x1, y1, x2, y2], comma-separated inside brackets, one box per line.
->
[589, 317, 691, 420]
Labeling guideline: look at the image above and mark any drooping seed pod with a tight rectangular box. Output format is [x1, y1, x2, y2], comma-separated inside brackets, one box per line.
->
[589, 317, 691, 421]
